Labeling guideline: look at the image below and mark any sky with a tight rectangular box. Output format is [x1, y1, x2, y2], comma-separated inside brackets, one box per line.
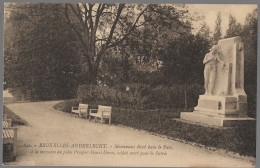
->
[4, 3, 257, 37]
[186, 4, 257, 36]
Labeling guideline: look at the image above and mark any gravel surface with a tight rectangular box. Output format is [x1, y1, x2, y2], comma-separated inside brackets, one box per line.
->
[5, 101, 255, 167]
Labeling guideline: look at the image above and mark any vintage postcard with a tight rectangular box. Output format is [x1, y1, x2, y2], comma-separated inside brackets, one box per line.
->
[2, 2, 257, 167]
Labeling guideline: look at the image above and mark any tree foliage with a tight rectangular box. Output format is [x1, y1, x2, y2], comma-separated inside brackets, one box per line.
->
[93, 4, 191, 87]
[161, 33, 210, 85]
[225, 14, 242, 38]
[63, 3, 148, 84]
[4, 3, 81, 100]
[197, 22, 211, 41]
[241, 8, 258, 117]
[213, 11, 222, 44]
[129, 4, 190, 65]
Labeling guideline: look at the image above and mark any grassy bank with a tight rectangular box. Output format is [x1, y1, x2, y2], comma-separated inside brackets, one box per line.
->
[3, 105, 28, 126]
[53, 100, 256, 157]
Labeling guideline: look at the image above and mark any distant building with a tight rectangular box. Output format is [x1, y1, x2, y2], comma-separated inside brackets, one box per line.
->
[3, 90, 14, 103]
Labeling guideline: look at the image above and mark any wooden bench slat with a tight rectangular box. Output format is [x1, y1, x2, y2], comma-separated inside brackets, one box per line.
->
[3, 129, 7, 138]
[5, 130, 10, 138]
[3, 121, 9, 128]
[4, 123, 8, 127]
[3, 119, 12, 127]
[6, 130, 12, 138]
[3, 130, 10, 139]
[3, 129, 15, 139]
[6, 130, 10, 138]
[10, 130, 14, 138]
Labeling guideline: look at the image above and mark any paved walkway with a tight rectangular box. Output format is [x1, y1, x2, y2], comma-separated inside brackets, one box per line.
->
[5, 101, 255, 167]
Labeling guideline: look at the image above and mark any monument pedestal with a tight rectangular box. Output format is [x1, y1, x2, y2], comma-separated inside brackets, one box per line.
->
[180, 95, 255, 127]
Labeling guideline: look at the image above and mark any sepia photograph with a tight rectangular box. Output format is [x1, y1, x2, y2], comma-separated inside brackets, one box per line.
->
[2, 1, 258, 167]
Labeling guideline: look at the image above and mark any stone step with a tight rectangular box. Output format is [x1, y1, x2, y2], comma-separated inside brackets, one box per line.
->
[180, 112, 255, 127]
[194, 107, 238, 115]
[194, 110, 239, 118]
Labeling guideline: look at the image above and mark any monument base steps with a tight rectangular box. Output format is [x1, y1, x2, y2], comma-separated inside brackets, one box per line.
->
[180, 112, 255, 127]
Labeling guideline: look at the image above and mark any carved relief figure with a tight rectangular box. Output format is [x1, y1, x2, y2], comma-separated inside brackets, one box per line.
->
[203, 45, 224, 95]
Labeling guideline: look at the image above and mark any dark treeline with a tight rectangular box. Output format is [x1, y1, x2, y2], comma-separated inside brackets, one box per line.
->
[4, 3, 257, 116]
[4, 3, 81, 100]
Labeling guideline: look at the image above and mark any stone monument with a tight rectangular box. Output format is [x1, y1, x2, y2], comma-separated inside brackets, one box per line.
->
[180, 36, 255, 127]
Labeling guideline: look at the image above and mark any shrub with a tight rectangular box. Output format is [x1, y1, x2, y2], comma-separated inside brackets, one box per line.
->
[245, 83, 257, 118]
[77, 84, 144, 109]
[53, 99, 79, 113]
[77, 83, 204, 110]
[111, 107, 255, 156]
[141, 83, 204, 110]
[112, 107, 181, 130]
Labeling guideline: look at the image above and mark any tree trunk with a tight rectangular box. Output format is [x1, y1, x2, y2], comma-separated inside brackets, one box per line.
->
[184, 83, 188, 111]
[88, 64, 98, 85]
[88, 66, 97, 101]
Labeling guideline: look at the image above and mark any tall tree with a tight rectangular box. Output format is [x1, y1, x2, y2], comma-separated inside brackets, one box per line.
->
[197, 22, 211, 41]
[161, 33, 210, 110]
[4, 3, 81, 100]
[115, 4, 190, 74]
[241, 8, 257, 117]
[63, 3, 148, 84]
[225, 14, 242, 38]
[212, 11, 222, 44]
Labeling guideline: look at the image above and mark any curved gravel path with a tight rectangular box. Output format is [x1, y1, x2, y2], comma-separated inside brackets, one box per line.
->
[5, 101, 255, 167]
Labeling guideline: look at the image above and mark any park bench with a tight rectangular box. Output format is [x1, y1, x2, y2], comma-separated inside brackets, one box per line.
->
[3, 115, 18, 162]
[89, 105, 112, 124]
[71, 103, 88, 118]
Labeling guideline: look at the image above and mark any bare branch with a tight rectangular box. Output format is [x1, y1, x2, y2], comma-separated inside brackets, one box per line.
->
[88, 4, 94, 33]
[107, 6, 148, 49]
[95, 38, 108, 42]
[93, 3, 107, 55]
[68, 4, 83, 23]
[94, 4, 106, 34]
[105, 4, 125, 47]
[81, 3, 88, 13]
[80, 3, 90, 42]
[95, 4, 126, 65]
[64, 4, 92, 65]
